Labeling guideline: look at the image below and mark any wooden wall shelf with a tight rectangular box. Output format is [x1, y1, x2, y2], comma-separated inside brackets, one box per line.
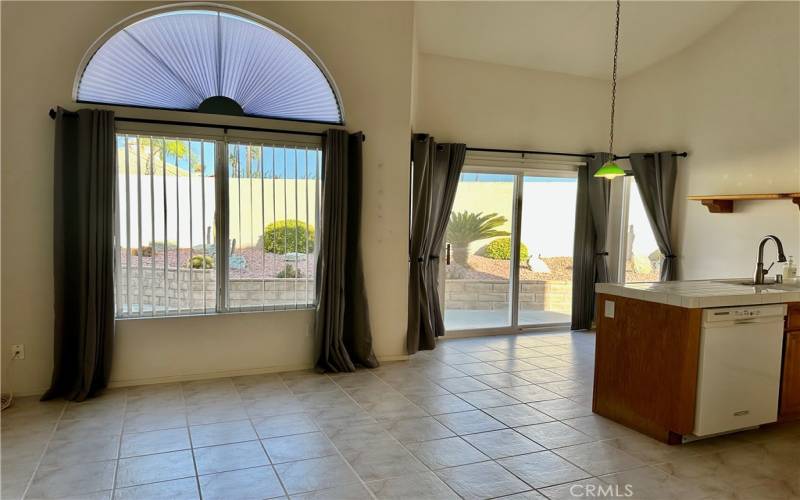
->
[688, 193, 800, 213]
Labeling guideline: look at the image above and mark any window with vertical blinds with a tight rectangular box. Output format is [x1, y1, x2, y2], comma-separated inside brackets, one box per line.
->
[115, 132, 321, 318]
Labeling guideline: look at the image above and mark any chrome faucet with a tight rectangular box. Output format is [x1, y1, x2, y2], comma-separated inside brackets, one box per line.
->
[753, 235, 787, 284]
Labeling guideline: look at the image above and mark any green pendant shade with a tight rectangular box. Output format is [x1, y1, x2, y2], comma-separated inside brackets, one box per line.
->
[594, 160, 626, 180]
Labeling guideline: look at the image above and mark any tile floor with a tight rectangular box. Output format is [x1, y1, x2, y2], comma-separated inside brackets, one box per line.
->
[2, 330, 799, 499]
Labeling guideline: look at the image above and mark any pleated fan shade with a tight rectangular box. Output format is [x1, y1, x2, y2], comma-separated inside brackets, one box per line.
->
[76, 9, 342, 123]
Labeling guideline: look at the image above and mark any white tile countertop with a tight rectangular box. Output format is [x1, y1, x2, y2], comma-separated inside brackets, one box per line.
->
[596, 279, 800, 308]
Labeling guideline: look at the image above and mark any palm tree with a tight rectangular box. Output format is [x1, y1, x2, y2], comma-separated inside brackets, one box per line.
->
[446, 211, 509, 266]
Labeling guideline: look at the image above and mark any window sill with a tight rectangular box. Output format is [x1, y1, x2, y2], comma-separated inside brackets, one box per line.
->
[115, 305, 315, 322]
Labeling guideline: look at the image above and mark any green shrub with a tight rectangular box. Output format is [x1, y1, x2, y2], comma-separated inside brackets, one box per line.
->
[264, 220, 315, 254]
[186, 255, 214, 269]
[277, 264, 302, 278]
[485, 237, 529, 262]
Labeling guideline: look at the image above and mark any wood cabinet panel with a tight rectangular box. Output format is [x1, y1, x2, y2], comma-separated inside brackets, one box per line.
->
[786, 303, 800, 331]
[593, 294, 702, 443]
[779, 330, 800, 420]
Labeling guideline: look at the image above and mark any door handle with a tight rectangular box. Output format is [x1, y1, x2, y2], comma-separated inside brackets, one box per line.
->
[446, 244, 451, 265]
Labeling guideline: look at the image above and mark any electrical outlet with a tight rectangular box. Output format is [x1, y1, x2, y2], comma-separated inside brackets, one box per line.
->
[11, 344, 24, 360]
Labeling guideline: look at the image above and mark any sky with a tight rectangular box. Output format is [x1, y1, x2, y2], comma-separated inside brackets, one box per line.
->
[117, 135, 322, 178]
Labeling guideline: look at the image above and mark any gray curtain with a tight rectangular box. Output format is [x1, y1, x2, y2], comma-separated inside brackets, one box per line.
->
[630, 152, 678, 281]
[315, 129, 378, 372]
[571, 153, 611, 330]
[407, 135, 466, 354]
[42, 108, 116, 402]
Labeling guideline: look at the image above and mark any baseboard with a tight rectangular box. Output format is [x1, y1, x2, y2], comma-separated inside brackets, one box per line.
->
[108, 353, 409, 389]
[11, 353, 413, 398]
[377, 354, 410, 362]
[107, 362, 315, 389]
[441, 324, 572, 340]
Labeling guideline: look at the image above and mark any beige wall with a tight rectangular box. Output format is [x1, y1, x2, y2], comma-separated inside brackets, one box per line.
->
[1, 1, 414, 395]
[615, 1, 800, 279]
[414, 52, 609, 151]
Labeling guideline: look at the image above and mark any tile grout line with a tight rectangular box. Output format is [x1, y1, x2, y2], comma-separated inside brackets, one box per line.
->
[19, 399, 68, 500]
[247, 375, 292, 499]
[439, 338, 602, 495]
[320, 372, 388, 500]
[179, 381, 204, 500]
[109, 389, 130, 496]
[348, 363, 543, 496]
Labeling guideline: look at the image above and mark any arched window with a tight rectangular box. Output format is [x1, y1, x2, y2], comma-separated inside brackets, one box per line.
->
[75, 5, 343, 124]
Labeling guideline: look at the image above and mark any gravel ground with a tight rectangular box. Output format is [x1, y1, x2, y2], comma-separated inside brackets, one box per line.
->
[120, 247, 315, 279]
[446, 255, 574, 281]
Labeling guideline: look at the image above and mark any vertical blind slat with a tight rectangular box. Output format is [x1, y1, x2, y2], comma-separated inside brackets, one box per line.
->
[136, 137, 143, 315]
[187, 140, 194, 314]
[124, 136, 132, 316]
[149, 138, 156, 316]
[161, 139, 168, 316]
[174, 140, 181, 315]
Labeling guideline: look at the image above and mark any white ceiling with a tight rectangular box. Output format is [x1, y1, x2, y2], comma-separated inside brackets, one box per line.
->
[415, 1, 742, 80]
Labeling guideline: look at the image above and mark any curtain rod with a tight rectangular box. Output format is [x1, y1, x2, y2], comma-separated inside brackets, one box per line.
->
[465, 147, 688, 161]
[614, 152, 687, 160]
[466, 146, 595, 159]
[48, 108, 365, 141]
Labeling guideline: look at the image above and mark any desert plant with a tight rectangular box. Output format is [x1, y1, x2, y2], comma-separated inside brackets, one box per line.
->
[185, 255, 214, 269]
[277, 264, 302, 278]
[130, 246, 153, 257]
[485, 237, 529, 263]
[263, 220, 315, 254]
[446, 211, 509, 266]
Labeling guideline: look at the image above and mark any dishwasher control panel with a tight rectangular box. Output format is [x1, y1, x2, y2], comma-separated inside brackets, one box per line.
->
[712, 309, 761, 318]
[703, 304, 787, 324]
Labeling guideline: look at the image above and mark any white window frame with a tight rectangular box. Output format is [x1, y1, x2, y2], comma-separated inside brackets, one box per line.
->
[442, 153, 583, 336]
[607, 175, 631, 284]
[609, 174, 665, 284]
[114, 122, 324, 319]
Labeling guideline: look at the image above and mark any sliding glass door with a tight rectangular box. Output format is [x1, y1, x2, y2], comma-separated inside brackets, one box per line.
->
[442, 167, 577, 333]
[443, 172, 515, 330]
[517, 175, 577, 326]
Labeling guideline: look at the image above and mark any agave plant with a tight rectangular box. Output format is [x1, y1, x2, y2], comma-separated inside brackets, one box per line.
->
[446, 211, 509, 266]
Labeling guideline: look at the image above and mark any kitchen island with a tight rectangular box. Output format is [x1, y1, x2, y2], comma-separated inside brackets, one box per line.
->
[593, 280, 800, 444]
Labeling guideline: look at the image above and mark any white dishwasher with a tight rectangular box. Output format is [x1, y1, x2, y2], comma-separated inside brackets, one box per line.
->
[692, 304, 787, 438]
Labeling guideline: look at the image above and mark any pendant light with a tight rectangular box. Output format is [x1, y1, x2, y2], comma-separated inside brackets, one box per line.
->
[595, 0, 626, 180]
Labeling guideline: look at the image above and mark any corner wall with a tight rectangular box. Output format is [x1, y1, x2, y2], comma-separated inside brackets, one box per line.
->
[615, 2, 800, 279]
[1, 1, 415, 395]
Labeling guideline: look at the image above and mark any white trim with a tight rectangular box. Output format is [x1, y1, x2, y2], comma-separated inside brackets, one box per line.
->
[607, 175, 629, 283]
[442, 165, 578, 336]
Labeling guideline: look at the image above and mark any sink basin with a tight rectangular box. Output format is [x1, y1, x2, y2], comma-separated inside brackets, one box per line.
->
[711, 278, 800, 290]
